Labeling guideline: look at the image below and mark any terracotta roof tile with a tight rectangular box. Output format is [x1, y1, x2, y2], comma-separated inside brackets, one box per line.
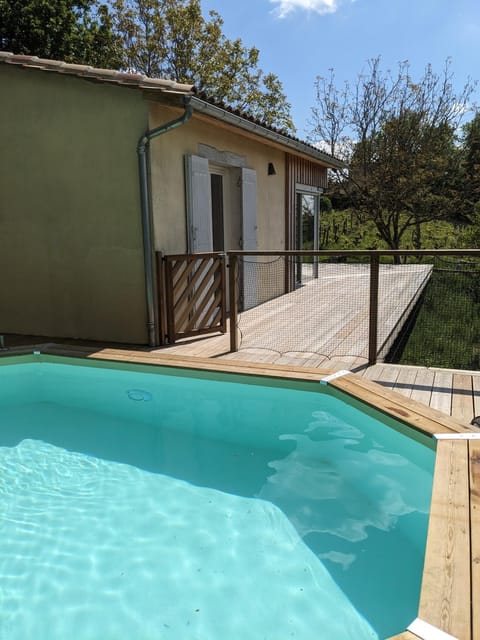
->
[0, 52, 193, 94]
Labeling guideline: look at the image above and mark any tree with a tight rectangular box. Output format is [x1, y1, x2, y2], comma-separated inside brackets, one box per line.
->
[309, 58, 476, 252]
[463, 111, 480, 208]
[111, 0, 294, 132]
[0, 0, 121, 68]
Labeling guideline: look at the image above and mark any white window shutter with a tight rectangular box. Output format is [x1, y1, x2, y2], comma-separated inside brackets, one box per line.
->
[241, 168, 258, 309]
[185, 155, 213, 253]
[241, 168, 257, 250]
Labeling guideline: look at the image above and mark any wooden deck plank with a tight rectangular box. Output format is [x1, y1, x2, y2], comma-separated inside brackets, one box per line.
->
[360, 363, 387, 381]
[43, 345, 339, 382]
[275, 354, 328, 368]
[410, 369, 435, 406]
[372, 365, 400, 388]
[430, 370, 454, 415]
[325, 354, 366, 370]
[392, 366, 419, 398]
[419, 439, 471, 639]
[452, 373, 474, 425]
[471, 441, 480, 640]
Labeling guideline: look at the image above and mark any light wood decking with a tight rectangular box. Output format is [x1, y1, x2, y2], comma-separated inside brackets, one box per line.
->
[387, 436, 479, 640]
[161, 262, 432, 367]
[362, 363, 480, 427]
[238, 262, 432, 360]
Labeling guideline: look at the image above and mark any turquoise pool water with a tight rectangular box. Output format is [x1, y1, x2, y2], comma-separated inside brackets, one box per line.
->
[0, 356, 435, 639]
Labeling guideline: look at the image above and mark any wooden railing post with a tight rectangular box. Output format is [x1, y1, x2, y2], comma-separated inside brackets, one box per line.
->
[156, 251, 166, 346]
[229, 254, 239, 352]
[219, 253, 228, 335]
[164, 256, 175, 344]
[368, 255, 380, 365]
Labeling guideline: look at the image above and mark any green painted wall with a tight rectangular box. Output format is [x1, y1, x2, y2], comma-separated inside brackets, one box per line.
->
[0, 66, 149, 343]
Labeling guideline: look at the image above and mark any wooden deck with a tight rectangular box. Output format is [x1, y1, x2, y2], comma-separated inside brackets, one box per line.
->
[237, 262, 432, 360]
[361, 363, 480, 427]
[161, 262, 431, 368]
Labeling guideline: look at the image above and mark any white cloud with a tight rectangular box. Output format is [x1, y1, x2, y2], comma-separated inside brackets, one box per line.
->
[270, 0, 340, 18]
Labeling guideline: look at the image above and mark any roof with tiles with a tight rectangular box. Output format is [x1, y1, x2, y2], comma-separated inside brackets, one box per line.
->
[0, 51, 194, 94]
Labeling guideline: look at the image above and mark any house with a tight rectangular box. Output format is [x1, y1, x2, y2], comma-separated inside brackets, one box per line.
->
[0, 52, 344, 346]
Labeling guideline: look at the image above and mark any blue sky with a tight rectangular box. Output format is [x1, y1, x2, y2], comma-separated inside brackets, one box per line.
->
[201, 0, 480, 136]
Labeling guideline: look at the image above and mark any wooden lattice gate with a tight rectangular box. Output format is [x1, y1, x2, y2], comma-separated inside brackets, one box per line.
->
[158, 252, 227, 344]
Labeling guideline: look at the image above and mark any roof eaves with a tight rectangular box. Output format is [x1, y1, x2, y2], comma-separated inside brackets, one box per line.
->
[0, 51, 345, 167]
[0, 52, 194, 95]
[190, 96, 346, 170]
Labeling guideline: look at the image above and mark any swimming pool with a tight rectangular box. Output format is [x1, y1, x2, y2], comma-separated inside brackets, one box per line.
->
[0, 352, 436, 639]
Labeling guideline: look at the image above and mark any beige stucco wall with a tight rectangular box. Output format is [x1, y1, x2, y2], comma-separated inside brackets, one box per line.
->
[0, 66, 149, 343]
[147, 104, 287, 254]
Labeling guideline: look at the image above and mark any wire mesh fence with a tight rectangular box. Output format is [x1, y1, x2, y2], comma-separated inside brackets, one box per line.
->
[385, 256, 480, 370]
[376, 256, 433, 360]
[230, 251, 480, 371]
[235, 253, 372, 367]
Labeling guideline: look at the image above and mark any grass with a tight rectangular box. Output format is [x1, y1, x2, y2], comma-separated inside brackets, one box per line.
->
[387, 263, 480, 370]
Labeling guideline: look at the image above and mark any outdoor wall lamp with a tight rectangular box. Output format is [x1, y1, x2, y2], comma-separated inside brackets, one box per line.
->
[268, 162, 277, 175]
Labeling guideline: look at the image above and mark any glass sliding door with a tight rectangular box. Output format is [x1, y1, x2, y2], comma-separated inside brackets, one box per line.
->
[295, 187, 321, 285]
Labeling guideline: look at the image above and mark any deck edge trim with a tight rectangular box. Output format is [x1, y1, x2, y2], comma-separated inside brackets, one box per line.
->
[407, 618, 458, 640]
[319, 369, 351, 384]
[434, 433, 480, 440]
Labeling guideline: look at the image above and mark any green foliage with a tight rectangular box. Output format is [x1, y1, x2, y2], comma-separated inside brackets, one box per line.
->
[455, 204, 480, 247]
[0, 0, 121, 68]
[319, 209, 382, 249]
[320, 195, 332, 213]
[0, 0, 293, 131]
[110, 0, 294, 132]
[462, 111, 480, 211]
[319, 208, 476, 251]
[311, 58, 477, 252]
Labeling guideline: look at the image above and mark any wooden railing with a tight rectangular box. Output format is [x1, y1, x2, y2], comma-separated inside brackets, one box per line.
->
[157, 249, 480, 366]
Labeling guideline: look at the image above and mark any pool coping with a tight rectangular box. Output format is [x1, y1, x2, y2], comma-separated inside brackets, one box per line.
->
[2, 343, 478, 640]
